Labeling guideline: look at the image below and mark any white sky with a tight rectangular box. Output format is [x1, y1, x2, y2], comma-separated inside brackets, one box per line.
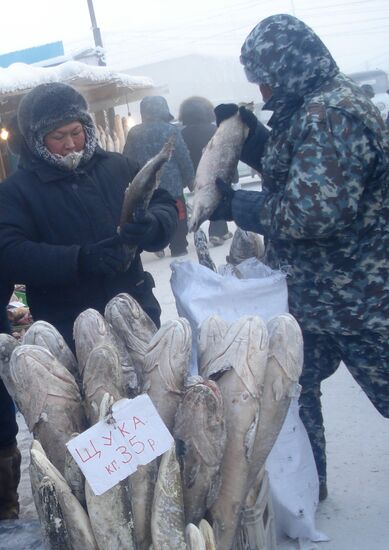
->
[1, 0, 389, 73]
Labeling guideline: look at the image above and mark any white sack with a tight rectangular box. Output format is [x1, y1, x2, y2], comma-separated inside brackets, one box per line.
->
[170, 258, 287, 371]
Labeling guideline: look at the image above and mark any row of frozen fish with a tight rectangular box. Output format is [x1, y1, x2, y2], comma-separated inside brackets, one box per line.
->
[0, 292, 303, 549]
[95, 114, 136, 153]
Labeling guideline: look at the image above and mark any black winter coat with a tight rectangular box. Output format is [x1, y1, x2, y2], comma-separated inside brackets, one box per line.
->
[181, 123, 216, 171]
[0, 146, 178, 342]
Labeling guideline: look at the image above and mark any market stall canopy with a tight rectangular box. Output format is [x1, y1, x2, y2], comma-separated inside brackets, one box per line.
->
[0, 61, 166, 122]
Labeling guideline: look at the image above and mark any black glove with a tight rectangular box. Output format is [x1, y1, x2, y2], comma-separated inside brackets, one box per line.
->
[238, 106, 258, 137]
[78, 235, 124, 278]
[214, 104, 258, 137]
[209, 178, 235, 221]
[214, 103, 239, 126]
[120, 209, 159, 249]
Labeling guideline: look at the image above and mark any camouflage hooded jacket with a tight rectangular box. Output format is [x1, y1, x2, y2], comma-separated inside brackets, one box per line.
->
[234, 14, 389, 336]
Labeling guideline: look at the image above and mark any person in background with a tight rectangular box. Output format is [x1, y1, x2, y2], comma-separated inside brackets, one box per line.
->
[0, 83, 178, 349]
[209, 14, 389, 501]
[123, 96, 194, 257]
[0, 280, 21, 520]
[178, 95, 234, 246]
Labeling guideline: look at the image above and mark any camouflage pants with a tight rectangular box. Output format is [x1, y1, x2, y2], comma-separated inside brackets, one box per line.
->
[298, 331, 389, 484]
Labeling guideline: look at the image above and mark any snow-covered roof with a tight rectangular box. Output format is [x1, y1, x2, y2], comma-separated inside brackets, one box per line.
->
[0, 61, 164, 120]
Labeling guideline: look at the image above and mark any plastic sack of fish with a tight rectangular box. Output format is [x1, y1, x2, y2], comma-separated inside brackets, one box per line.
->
[170, 256, 327, 545]
[170, 258, 288, 372]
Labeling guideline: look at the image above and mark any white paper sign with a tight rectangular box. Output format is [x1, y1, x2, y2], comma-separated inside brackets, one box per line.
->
[66, 395, 174, 495]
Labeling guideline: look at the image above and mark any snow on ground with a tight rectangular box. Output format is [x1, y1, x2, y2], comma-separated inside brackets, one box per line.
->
[16, 216, 389, 549]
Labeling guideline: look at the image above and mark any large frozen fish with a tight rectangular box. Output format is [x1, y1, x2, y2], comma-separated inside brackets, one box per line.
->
[82, 343, 124, 425]
[143, 318, 191, 432]
[64, 433, 86, 510]
[112, 130, 121, 153]
[194, 229, 217, 272]
[23, 320, 78, 379]
[226, 228, 265, 266]
[234, 467, 276, 550]
[189, 111, 249, 232]
[244, 313, 303, 506]
[34, 476, 73, 549]
[114, 114, 126, 152]
[122, 115, 136, 140]
[119, 136, 175, 229]
[105, 293, 157, 396]
[199, 519, 216, 550]
[85, 395, 137, 550]
[85, 481, 136, 550]
[30, 439, 98, 549]
[119, 136, 175, 268]
[174, 379, 226, 525]
[105, 128, 114, 152]
[198, 316, 229, 380]
[10, 345, 87, 474]
[128, 461, 158, 550]
[73, 309, 118, 377]
[0, 333, 19, 396]
[207, 316, 269, 550]
[151, 443, 186, 549]
[186, 523, 206, 550]
[97, 124, 107, 150]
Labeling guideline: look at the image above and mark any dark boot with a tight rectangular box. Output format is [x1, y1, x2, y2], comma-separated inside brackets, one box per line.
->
[319, 481, 328, 502]
[0, 443, 21, 520]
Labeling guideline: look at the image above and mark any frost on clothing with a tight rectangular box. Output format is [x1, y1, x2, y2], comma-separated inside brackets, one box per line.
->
[235, 14, 389, 337]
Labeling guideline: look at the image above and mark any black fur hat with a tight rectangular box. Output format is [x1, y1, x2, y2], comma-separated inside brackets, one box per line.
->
[17, 82, 97, 167]
[178, 96, 215, 125]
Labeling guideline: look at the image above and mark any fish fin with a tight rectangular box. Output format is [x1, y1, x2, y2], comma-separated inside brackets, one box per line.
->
[272, 377, 285, 401]
[244, 411, 260, 460]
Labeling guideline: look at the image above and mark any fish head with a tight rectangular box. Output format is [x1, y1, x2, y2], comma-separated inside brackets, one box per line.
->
[73, 308, 113, 372]
[83, 343, 123, 402]
[0, 333, 19, 364]
[198, 315, 229, 378]
[10, 345, 56, 385]
[105, 293, 157, 335]
[146, 318, 192, 362]
[174, 380, 226, 465]
[267, 313, 303, 382]
[23, 320, 67, 354]
[188, 202, 210, 233]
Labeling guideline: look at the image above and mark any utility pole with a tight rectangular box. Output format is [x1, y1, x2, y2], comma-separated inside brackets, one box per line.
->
[290, 0, 296, 16]
[87, 0, 104, 65]
[86, 0, 115, 129]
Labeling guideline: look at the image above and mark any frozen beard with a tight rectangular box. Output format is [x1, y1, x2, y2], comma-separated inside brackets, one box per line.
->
[52, 150, 84, 170]
[34, 120, 97, 171]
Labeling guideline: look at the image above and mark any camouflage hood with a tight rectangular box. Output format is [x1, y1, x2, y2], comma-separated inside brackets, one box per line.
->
[240, 14, 339, 123]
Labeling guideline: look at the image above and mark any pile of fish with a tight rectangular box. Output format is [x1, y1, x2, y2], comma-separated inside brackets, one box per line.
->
[0, 291, 303, 550]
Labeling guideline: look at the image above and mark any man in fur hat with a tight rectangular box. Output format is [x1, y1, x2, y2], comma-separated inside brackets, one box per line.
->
[0, 83, 178, 348]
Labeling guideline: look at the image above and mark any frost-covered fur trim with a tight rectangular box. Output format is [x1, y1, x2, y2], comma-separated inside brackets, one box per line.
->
[17, 82, 97, 169]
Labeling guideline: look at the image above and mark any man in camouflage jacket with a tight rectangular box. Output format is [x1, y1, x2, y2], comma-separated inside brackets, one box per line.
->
[211, 14, 389, 499]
